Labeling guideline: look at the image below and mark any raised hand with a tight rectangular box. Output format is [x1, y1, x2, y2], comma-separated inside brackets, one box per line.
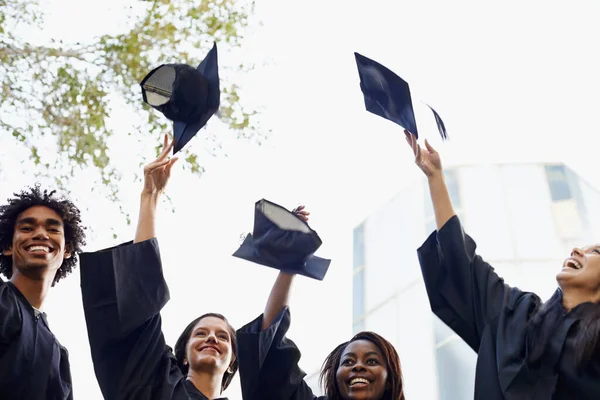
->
[292, 205, 310, 222]
[142, 134, 179, 197]
[404, 130, 443, 179]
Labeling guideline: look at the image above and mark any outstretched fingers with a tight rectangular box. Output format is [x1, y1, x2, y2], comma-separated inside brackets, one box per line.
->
[145, 135, 175, 172]
[293, 205, 310, 221]
[424, 139, 437, 154]
[158, 134, 174, 160]
[405, 131, 422, 161]
[165, 157, 179, 178]
[145, 158, 171, 173]
[414, 139, 422, 163]
[404, 130, 417, 155]
[404, 130, 412, 147]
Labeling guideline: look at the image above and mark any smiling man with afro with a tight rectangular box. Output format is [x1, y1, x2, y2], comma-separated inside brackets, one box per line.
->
[0, 184, 86, 400]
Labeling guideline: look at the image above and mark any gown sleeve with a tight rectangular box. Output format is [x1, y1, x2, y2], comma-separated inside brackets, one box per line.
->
[417, 215, 522, 352]
[236, 307, 321, 400]
[79, 238, 184, 400]
[0, 279, 19, 360]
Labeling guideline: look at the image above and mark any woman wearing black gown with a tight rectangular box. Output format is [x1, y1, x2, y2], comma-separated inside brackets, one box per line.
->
[80, 136, 238, 400]
[236, 207, 406, 400]
[405, 131, 600, 399]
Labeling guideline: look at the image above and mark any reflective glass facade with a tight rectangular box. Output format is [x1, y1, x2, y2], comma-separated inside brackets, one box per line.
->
[348, 162, 600, 400]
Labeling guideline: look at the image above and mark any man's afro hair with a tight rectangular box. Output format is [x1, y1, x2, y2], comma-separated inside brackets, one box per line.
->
[0, 185, 86, 285]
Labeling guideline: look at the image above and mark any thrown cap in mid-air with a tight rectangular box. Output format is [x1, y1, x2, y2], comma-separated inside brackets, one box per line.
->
[233, 199, 331, 281]
[141, 43, 220, 154]
[355, 52, 447, 140]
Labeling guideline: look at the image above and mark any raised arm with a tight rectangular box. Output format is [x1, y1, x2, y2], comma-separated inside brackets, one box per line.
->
[262, 272, 295, 330]
[80, 135, 184, 400]
[260, 206, 310, 330]
[404, 131, 455, 230]
[135, 134, 178, 243]
[405, 131, 522, 350]
[237, 205, 318, 400]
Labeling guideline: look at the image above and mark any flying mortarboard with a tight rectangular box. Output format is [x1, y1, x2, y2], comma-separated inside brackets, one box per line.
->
[354, 52, 447, 140]
[233, 199, 331, 281]
[140, 42, 220, 154]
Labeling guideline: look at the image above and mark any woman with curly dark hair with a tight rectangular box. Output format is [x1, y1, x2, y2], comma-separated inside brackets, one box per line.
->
[0, 184, 86, 400]
[237, 247, 406, 399]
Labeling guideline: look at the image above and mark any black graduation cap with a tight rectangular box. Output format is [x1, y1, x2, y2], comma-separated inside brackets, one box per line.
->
[354, 52, 448, 140]
[233, 199, 331, 281]
[141, 43, 220, 154]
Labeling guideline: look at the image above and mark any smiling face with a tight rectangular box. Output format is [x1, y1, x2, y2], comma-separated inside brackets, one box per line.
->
[557, 245, 600, 298]
[2, 206, 71, 280]
[335, 339, 388, 400]
[184, 316, 234, 377]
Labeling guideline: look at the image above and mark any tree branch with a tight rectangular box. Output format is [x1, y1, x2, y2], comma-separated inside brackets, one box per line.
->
[0, 43, 96, 62]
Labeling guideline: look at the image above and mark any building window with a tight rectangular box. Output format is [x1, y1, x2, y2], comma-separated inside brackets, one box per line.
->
[353, 223, 365, 270]
[545, 165, 572, 202]
[425, 218, 437, 234]
[424, 179, 435, 219]
[434, 313, 477, 400]
[435, 339, 477, 400]
[434, 315, 456, 346]
[445, 169, 462, 209]
[353, 269, 365, 321]
[424, 168, 463, 233]
[551, 198, 584, 243]
[352, 319, 365, 334]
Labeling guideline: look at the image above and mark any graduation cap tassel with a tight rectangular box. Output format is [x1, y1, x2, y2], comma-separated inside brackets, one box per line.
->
[426, 104, 448, 140]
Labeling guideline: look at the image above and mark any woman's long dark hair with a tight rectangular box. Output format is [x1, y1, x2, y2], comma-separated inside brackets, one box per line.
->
[527, 289, 600, 370]
[174, 313, 239, 391]
[319, 331, 405, 400]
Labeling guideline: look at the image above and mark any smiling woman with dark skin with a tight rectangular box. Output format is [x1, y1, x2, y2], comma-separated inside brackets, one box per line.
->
[406, 130, 600, 399]
[319, 331, 403, 400]
[236, 211, 405, 400]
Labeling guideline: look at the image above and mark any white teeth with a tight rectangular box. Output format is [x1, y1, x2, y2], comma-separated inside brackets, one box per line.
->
[350, 378, 369, 386]
[566, 260, 582, 269]
[28, 246, 50, 253]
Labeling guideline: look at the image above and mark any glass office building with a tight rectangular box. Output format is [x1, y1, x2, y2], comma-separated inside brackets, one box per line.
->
[348, 162, 600, 400]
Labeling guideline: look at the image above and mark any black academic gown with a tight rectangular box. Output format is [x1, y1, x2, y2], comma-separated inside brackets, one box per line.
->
[236, 307, 328, 400]
[0, 280, 73, 400]
[79, 238, 228, 400]
[417, 215, 600, 400]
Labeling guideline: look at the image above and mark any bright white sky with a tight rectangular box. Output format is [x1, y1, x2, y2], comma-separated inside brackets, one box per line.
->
[1, 0, 600, 399]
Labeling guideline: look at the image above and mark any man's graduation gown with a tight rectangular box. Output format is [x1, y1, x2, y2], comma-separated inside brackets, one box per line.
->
[79, 238, 228, 400]
[417, 215, 600, 399]
[0, 279, 72, 399]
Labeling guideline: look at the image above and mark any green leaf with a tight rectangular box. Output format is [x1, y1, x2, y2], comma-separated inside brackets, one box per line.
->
[0, 0, 262, 221]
